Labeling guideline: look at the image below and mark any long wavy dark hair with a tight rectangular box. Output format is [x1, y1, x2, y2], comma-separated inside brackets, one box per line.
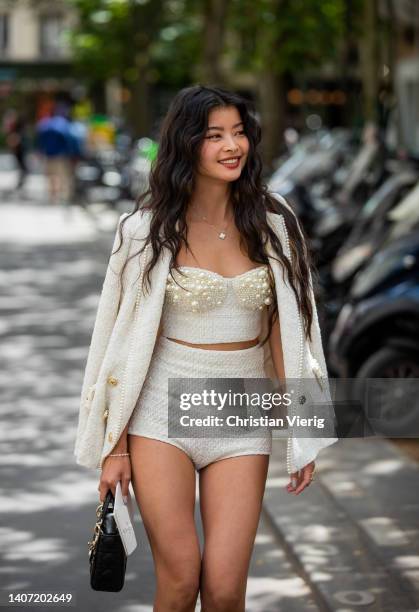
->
[114, 84, 315, 346]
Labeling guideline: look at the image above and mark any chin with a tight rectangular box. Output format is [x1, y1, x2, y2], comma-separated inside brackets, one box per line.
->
[201, 165, 243, 181]
[216, 168, 242, 180]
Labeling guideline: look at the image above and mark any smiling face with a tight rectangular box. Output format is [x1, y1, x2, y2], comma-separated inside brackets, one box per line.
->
[196, 105, 249, 182]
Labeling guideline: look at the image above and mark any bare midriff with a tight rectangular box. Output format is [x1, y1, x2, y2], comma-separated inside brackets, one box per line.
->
[164, 336, 260, 351]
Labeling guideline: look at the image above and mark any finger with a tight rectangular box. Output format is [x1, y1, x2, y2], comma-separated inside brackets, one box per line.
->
[294, 475, 312, 495]
[98, 483, 108, 503]
[110, 482, 116, 499]
[286, 471, 299, 492]
[122, 476, 131, 502]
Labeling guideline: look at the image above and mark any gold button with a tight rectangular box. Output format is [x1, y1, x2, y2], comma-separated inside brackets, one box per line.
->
[108, 432, 113, 442]
[103, 408, 109, 421]
[107, 376, 118, 386]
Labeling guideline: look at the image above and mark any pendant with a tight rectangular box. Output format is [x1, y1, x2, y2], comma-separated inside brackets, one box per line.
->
[218, 232, 226, 240]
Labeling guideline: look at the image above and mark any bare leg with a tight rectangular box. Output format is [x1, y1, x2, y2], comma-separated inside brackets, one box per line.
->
[128, 434, 201, 612]
[198, 455, 270, 611]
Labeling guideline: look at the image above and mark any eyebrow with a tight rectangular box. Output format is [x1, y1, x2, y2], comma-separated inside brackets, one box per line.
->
[207, 122, 244, 131]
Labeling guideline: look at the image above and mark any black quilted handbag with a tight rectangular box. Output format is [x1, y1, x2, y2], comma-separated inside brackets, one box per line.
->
[88, 489, 127, 591]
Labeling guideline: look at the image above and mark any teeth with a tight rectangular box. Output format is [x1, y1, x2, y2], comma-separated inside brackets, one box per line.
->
[220, 158, 239, 164]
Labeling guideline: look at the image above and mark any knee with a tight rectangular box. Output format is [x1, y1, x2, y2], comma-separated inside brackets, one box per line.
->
[174, 572, 200, 596]
[157, 568, 200, 610]
[201, 585, 244, 612]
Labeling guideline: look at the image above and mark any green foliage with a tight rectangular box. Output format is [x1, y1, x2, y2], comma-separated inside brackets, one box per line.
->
[67, 0, 347, 86]
[228, 0, 346, 74]
[67, 0, 200, 84]
[149, 1, 202, 86]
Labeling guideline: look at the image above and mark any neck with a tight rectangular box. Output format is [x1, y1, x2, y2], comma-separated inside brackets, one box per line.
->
[188, 181, 234, 225]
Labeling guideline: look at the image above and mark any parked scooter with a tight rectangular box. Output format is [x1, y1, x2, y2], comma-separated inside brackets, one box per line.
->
[320, 170, 419, 341]
[328, 229, 419, 435]
[268, 128, 353, 230]
[329, 228, 419, 375]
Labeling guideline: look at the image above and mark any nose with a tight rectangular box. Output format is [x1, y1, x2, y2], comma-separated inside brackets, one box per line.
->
[224, 134, 240, 152]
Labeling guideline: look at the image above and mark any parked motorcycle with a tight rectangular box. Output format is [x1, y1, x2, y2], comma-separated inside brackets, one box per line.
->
[329, 229, 419, 375]
[328, 228, 419, 435]
[320, 170, 419, 341]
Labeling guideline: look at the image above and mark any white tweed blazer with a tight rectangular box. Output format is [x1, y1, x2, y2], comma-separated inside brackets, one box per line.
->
[74, 195, 338, 472]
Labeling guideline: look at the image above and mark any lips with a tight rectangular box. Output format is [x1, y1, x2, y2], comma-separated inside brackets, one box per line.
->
[218, 156, 241, 168]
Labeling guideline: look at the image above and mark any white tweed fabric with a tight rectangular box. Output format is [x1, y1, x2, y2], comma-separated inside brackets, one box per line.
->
[128, 335, 272, 471]
[161, 265, 272, 343]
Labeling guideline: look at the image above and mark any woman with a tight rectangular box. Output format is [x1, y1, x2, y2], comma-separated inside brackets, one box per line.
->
[74, 85, 337, 611]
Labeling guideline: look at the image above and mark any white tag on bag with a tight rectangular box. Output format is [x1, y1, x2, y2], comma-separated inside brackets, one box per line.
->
[114, 481, 138, 556]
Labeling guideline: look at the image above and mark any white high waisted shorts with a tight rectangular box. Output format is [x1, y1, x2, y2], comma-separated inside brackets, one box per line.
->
[128, 335, 272, 472]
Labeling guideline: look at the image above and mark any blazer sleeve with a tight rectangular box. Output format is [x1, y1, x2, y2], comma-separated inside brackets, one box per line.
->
[270, 192, 338, 473]
[270, 192, 329, 378]
[74, 212, 133, 457]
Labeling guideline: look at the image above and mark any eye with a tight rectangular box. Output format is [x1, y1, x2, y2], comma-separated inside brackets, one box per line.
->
[206, 130, 246, 140]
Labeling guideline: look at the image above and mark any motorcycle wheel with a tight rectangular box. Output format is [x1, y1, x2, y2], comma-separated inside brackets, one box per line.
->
[351, 347, 419, 437]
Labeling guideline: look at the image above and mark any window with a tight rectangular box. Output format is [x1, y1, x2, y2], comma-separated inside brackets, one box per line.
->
[39, 14, 65, 58]
[0, 14, 9, 54]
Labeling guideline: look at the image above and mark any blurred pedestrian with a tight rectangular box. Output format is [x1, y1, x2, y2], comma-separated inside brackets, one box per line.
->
[36, 104, 74, 205]
[67, 114, 88, 202]
[4, 110, 29, 191]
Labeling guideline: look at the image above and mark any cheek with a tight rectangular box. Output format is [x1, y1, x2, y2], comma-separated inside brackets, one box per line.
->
[199, 142, 220, 167]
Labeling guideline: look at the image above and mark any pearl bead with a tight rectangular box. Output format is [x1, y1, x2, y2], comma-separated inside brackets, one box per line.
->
[165, 265, 274, 313]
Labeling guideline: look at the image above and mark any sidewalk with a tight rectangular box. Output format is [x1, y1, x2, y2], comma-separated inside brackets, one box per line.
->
[263, 437, 419, 611]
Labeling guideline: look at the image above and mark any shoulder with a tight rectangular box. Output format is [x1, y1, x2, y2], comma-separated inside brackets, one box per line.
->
[267, 191, 296, 218]
[266, 191, 304, 238]
[265, 191, 294, 231]
[265, 191, 309, 260]
[118, 207, 152, 239]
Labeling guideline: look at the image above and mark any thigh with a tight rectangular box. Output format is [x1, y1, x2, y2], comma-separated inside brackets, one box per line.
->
[199, 455, 269, 587]
[56, 158, 67, 182]
[128, 434, 201, 578]
[45, 159, 54, 178]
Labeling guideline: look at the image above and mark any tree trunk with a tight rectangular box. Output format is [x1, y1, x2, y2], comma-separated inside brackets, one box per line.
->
[359, 0, 380, 123]
[258, 70, 286, 174]
[198, 0, 227, 85]
[126, 74, 151, 139]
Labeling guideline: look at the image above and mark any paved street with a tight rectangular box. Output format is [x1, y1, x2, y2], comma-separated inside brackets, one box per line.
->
[265, 438, 419, 611]
[1, 180, 419, 611]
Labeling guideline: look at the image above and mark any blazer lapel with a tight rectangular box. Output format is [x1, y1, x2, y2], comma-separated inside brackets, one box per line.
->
[264, 212, 304, 382]
[120, 242, 171, 425]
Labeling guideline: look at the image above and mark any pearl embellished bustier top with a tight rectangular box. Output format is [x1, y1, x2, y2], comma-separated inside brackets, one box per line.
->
[160, 264, 274, 343]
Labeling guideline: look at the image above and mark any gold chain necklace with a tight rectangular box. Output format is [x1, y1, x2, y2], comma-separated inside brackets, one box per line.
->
[189, 205, 233, 240]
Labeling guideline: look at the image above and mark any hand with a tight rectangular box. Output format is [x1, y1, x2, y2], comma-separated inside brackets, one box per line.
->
[98, 455, 131, 504]
[286, 461, 315, 495]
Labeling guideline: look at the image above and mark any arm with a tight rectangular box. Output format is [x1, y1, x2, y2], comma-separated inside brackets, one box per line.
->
[268, 310, 315, 494]
[74, 212, 133, 457]
[268, 313, 285, 384]
[270, 193, 336, 492]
